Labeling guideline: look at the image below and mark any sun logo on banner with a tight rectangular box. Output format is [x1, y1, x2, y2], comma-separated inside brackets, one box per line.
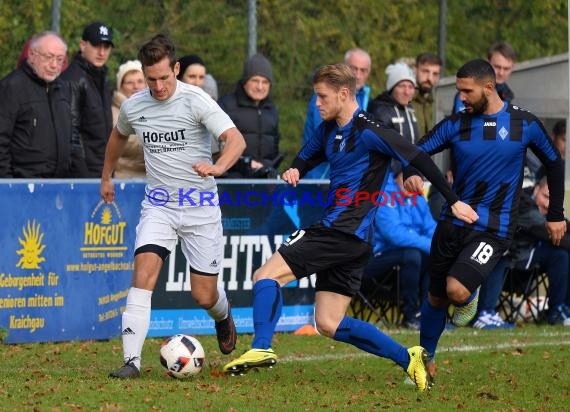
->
[16, 220, 46, 269]
[101, 206, 113, 224]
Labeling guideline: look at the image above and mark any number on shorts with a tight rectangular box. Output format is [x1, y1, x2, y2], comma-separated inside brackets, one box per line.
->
[471, 241, 494, 264]
[285, 229, 306, 246]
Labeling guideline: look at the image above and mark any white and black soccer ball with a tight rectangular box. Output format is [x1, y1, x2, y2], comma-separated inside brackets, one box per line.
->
[160, 334, 205, 378]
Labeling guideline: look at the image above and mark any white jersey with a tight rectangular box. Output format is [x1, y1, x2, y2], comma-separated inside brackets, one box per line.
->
[117, 81, 235, 208]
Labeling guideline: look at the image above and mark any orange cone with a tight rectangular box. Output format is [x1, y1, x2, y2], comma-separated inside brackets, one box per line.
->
[293, 324, 318, 335]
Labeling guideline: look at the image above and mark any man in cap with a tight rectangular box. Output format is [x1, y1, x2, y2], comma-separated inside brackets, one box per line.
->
[62, 22, 114, 177]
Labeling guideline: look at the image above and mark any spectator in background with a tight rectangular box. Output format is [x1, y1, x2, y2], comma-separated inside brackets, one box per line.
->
[177, 54, 218, 100]
[362, 162, 436, 329]
[368, 63, 419, 143]
[62, 21, 114, 177]
[203, 74, 219, 101]
[411, 53, 442, 136]
[452, 42, 516, 113]
[17, 36, 69, 71]
[488, 42, 516, 103]
[177, 54, 206, 88]
[491, 180, 570, 326]
[177, 55, 223, 158]
[0, 31, 86, 178]
[218, 53, 282, 178]
[302, 48, 372, 179]
[112, 60, 146, 178]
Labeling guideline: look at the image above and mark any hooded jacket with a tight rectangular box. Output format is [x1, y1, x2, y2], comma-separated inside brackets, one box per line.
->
[61, 52, 113, 177]
[0, 61, 85, 177]
[218, 81, 280, 176]
[368, 91, 419, 144]
[371, 174, 436, 256]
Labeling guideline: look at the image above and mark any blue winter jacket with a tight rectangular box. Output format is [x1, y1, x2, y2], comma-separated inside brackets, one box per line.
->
[372, 173, 436, 255]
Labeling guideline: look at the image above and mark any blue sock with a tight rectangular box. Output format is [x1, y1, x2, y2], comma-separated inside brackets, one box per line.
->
[419, 299, 447, 359]
[333, 316, 409, 369]
[251, 279, 282, 349]
[456, 289, 477, 307]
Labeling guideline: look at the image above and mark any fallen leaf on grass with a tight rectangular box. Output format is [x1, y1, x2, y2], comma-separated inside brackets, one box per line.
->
[196, 383, 221, 393]
[209, 369, 226, 378]
[100, 403, 123, 411]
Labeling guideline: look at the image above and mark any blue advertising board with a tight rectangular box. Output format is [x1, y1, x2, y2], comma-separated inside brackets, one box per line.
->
[0, 180, 328, 343]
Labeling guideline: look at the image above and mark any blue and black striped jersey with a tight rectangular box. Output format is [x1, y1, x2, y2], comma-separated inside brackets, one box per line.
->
[418, 103, 564, 239]
[292, 109, 458, 243]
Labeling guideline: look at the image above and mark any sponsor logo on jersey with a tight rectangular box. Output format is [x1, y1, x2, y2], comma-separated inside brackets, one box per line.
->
[499, 126, 509, 140]
[142, 129, 187, 143]
[483, 121, 496, 127]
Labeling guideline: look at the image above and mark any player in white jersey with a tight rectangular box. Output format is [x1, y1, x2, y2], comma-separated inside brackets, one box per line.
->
[101, 34, 246, 379]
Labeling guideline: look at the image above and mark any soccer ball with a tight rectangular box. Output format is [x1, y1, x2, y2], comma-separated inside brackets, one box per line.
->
[159, 334, 205, 378]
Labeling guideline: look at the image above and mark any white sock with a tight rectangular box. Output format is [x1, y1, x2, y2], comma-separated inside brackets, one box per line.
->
[121, 287, 152, 370]
[207, 284, 229, 322]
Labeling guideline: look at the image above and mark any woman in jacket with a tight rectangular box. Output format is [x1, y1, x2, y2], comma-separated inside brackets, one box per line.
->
[111, 60, 146, 178]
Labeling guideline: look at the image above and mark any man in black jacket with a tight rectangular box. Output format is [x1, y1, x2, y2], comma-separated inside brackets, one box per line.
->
[218, 54, 281, 178]
[62, 22, 114, 177]
[0, 31, 86, 178]
[513, 180, 570, 325]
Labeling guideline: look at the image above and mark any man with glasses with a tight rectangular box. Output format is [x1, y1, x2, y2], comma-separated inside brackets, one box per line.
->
[62, 22, 114, 177]
[0, 31, 86, 177]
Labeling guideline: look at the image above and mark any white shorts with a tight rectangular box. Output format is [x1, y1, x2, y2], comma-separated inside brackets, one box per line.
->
[135, 201, 223, 275]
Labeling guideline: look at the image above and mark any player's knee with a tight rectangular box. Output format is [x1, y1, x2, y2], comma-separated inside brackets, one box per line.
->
[253, 270, 295, 288]
[446, 283, 470, 305]
[191, 288, 216, 308]
[428, 293, 448, 309]
[314, 318, 337, 338]
[252, 267, 272, 283]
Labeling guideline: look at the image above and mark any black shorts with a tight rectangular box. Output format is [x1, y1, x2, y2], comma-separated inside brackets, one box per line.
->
[429, 220, 511, 298]
[278, 224, 372, 297]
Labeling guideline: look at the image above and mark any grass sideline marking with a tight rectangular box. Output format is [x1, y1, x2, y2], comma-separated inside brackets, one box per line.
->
[280, 330, 570, 363]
